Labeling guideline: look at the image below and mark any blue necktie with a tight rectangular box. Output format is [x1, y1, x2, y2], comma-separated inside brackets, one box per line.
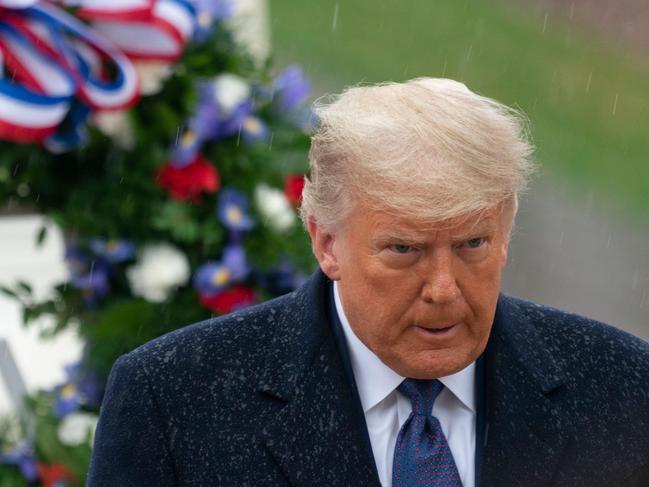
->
[392, 379, 463, 486]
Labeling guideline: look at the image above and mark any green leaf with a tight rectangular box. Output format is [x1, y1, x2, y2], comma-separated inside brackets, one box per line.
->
[82, 298, 157, 375]
[173, 220, 200, 243]
[152, 201, 203, 243]
[0, 466, 28, 486]
[200, 219, 225, 256]
[36, 224, 48, 247]
[0, 285, 18, 299]
[16, 280, 33, 295]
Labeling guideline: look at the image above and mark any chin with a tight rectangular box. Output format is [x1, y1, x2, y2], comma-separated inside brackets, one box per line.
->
[391, 348, 477, 379]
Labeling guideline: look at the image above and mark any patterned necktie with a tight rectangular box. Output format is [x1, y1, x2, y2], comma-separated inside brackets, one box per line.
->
[392, 379, 463, 486]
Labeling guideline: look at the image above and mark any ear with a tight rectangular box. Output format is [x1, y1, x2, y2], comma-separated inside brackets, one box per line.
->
[499, 196, 516, 267]
[500, 239, 510, 267]
[306, 216, 342, 280]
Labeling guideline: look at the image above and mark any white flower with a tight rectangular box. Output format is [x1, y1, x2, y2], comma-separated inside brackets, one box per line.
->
[127, 244, 190, 302]
[254, 184, 295, 233]
[133, 61, 173, 96]
[211, 73, 250, 115]
[57, 412, 98, 447]
[93, 111, 135, 150]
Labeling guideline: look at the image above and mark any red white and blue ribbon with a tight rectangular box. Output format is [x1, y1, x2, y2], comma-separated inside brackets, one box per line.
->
[60, 0, 155, 21]
[89, 0, 196, 61]
[0, 0, 196, 145]
[0, 16, 75, 142]
[0, 0, 37, 8]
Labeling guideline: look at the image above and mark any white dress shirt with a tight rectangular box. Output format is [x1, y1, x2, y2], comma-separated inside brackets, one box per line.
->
[333, 282, 476, 487]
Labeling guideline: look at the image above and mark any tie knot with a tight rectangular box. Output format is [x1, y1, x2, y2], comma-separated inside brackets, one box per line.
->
[398, 378, 443, 416]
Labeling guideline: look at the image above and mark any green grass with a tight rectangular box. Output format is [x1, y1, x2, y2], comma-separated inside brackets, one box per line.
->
[269, 0, 649, 220]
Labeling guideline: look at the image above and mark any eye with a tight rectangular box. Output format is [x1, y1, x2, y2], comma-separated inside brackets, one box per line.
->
[465, 237, 485, 249]
[390, 244, 414, 254]
[456, 237, 489, 262]
[381, 242, 421, 268]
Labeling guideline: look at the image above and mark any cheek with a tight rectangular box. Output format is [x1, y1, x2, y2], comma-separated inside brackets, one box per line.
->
[346, 275, 421, 341]
[347, 256, 417, 299]
[458, 257, 504, 312]
[367, 268, 423, 312]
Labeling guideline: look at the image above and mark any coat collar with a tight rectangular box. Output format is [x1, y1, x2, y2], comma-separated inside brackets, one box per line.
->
[257, 270, 381, 486]
[479, 295, 572, 487]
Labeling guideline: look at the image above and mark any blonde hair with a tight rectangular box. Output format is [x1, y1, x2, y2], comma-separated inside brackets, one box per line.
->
[300, 78, 535, 229]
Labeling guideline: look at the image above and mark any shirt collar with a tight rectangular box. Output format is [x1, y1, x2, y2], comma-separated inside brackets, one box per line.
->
[333, 281, 476, 414]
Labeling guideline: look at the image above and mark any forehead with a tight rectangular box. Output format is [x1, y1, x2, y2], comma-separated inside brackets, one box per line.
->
[351, 205, 504, 240]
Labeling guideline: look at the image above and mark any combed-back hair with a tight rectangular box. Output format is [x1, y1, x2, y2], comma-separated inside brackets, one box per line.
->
[300, 78, 535, 230]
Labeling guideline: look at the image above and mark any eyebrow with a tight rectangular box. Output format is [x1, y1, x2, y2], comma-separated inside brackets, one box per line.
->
[371, 228, 428, 246]
[452, 219, 498, 240]
[372, 218, 498, 245]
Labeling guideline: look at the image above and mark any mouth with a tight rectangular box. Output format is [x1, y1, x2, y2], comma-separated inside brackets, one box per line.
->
[414, 324, 459, 336]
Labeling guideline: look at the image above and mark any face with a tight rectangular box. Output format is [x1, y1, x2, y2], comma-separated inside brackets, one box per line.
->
[308, 201, 512, 379]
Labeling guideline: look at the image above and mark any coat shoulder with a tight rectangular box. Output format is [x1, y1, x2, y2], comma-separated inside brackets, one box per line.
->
[501, 295, 649, 389]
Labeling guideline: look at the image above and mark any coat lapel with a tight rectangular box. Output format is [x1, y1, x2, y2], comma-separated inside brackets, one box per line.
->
[257, 271, 381, 487]
[479, 296, 573, 487]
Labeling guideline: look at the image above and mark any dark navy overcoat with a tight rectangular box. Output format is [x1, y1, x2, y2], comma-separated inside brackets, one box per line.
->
[88, 270, 649, 486]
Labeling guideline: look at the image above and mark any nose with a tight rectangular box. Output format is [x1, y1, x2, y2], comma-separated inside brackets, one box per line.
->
[420, 250, 461, 305]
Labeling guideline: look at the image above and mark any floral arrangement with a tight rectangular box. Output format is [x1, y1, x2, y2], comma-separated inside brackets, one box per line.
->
[0, 0, 315, 484]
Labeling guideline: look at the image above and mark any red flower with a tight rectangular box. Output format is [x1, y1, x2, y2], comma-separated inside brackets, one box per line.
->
[284, 174, 305, 207]
[37, 463, 74, 487]
[157, 154, 220, 202]
[200, 285, 256, 314]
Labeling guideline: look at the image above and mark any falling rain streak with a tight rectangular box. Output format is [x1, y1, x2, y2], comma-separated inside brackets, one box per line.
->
[542, 13, 548, 33]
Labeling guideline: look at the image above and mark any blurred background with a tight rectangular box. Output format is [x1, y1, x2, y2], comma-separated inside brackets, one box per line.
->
[269, 0, 649, 337]
[0, 0, 647, 483]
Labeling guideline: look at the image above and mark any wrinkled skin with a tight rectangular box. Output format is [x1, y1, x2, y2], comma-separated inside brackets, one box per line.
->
[308, 200, 513, 379]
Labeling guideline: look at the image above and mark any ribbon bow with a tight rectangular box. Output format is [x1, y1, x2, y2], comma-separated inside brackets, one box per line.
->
[0, 0, 196, 146]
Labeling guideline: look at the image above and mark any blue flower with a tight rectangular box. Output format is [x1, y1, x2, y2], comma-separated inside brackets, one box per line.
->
[65, 247, 111, 303]
[188, 81, 253, 142]
[0, 444, 38, 483]
[194, 262, 231, 295]
[222, 244, 250, 281]
[64, 246, 88, 277]
[188, 87, 220, 140]
[70, 261, 111, 301]
[194, 244, 250, 295]
[54, 383, 83, 418]
[53, 363, 103, 418]
[217, 188, 254, 231]
[90, 238, 136, 263]
[169, 129, 202, 167]
[241, 115, 269, 143]
[272, 65, 311, 112]
[192, 0, 233, 42]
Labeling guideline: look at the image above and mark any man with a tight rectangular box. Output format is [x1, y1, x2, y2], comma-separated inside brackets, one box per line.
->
[88, 78, 649, 486]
